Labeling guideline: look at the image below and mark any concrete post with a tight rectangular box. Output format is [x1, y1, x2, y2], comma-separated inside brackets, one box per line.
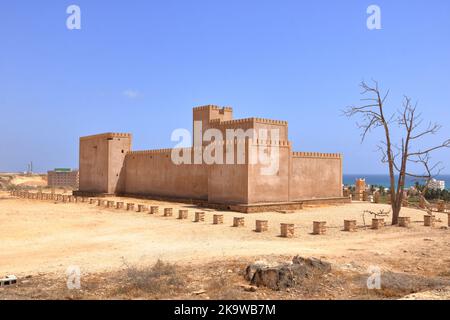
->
[280, 223, 294, 238]
[255, 220, 268, 232]
[126, 203, 135, 211]
[372, 218, 384, 230]
[213, 214, 224, 225]
[194, 212, 205, 222]
[233, 217, 245, 227]
[164, 208, 173, 217]
[344, 220, 357, 232]
[424, 215, 435, 227]
[116, 202, 124, 209]
[137, 204, 147, 212]
[150, 206, 159, 214]
[178, 210, 188, 220]
[313, 221, 326, 235]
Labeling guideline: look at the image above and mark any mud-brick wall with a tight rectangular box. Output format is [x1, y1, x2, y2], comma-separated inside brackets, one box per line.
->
[207, 163, 249, 204]
[79, 133, 131, 194]
[123, 149, 208, 200]
[247, 142, 292, 204]
[289, 152, 343, 200]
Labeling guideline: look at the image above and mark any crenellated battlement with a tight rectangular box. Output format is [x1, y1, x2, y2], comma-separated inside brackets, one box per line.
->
[193, 105, 233, 112]
[292, 151, 342, 159]
[80, 132, 132, 141]
[127, 148, 175, 155]
[210, 117, 288, 126]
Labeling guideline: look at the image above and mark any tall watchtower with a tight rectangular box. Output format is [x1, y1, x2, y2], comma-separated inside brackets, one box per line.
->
[192, 105, 233, 146]
[78, 132, 132, 194]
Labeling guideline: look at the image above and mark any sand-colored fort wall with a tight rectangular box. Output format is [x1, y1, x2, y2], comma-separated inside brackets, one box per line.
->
[247, 141, 292, 203]
[79, 133, 131, 194]
[123, 148, 208, 200]
[289, 152, 342, 200]
[78, 106, 344, 205]
[206, 141, 250, 204]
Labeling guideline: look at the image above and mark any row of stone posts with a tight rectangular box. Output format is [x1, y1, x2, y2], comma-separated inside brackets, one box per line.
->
[10, 190, 88, 203]
[10, 190, 449, 233]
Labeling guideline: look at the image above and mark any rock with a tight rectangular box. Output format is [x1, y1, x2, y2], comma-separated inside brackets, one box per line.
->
[292, 256, 332, 273]
[245, 256, 332, 291]
[245, 261, 273, 281]
[251, 264, 294, 290]
[241, 285, 257, 292]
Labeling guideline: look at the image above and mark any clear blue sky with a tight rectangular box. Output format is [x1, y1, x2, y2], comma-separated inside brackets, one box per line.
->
[1, 0, 449, 174]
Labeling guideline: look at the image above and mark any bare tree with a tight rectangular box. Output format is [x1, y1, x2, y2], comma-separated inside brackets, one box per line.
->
[345, 80, 450, 224]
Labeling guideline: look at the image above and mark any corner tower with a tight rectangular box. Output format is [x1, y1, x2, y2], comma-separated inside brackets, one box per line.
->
[192, 105, 233, 146]
[78, 132, 132, 194]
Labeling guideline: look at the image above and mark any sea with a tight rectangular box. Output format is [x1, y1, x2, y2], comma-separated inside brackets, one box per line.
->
[343, 174, 450, 190]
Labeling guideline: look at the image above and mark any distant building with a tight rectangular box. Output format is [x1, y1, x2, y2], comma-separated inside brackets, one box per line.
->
[47, 168, 79, 188]
[428, 178, 445, 191]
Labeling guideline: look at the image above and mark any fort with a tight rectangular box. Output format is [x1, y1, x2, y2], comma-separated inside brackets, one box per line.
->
[75, 105, 347, 212]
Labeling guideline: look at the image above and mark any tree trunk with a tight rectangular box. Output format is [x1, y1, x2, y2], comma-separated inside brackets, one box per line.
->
[392, 200, 400, 225]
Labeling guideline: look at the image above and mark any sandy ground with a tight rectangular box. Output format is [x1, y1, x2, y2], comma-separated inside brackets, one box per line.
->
[1, 191, 449, 281]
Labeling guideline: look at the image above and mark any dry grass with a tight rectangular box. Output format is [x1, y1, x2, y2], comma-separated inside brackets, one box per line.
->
[116, 259, 186, 298]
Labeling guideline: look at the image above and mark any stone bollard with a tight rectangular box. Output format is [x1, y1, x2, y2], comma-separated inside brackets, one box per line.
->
[178, 210, 188, 220]
[424, 215, 435, 227]
[116, 202, 124, 209]
[164, 208, 173, 217]
[89, 198, 95, 204]
[213, 214, 224, 225]
[344, 220, 357, 232]
[97, 199, 102, 206]
[137, 204, 147, 212]
[233, 217, 245, 227]
[255, 220, 268, 232]
[126, 203, 135, 211]
[62, 195, 69, 202]
[398, 216, 411, 227]
[107, 201, 115, 208]
[437, 200, 445, 213]
[372, 218, 385, 230]
[194, 212, 205, 222]
[313, 221, 327, 235]
[150, 206, 159, 214]
[280, 223, 295, 238]
[80, 197, 86, 203]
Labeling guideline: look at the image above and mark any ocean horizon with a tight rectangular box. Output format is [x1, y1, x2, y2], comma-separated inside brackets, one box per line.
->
[343, 174, 450, 189]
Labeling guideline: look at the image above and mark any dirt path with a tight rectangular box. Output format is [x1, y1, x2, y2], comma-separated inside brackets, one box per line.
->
[1, 192, 449, 280]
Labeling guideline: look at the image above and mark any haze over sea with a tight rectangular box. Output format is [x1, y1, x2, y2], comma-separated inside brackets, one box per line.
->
[343, 174, 450, 190]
